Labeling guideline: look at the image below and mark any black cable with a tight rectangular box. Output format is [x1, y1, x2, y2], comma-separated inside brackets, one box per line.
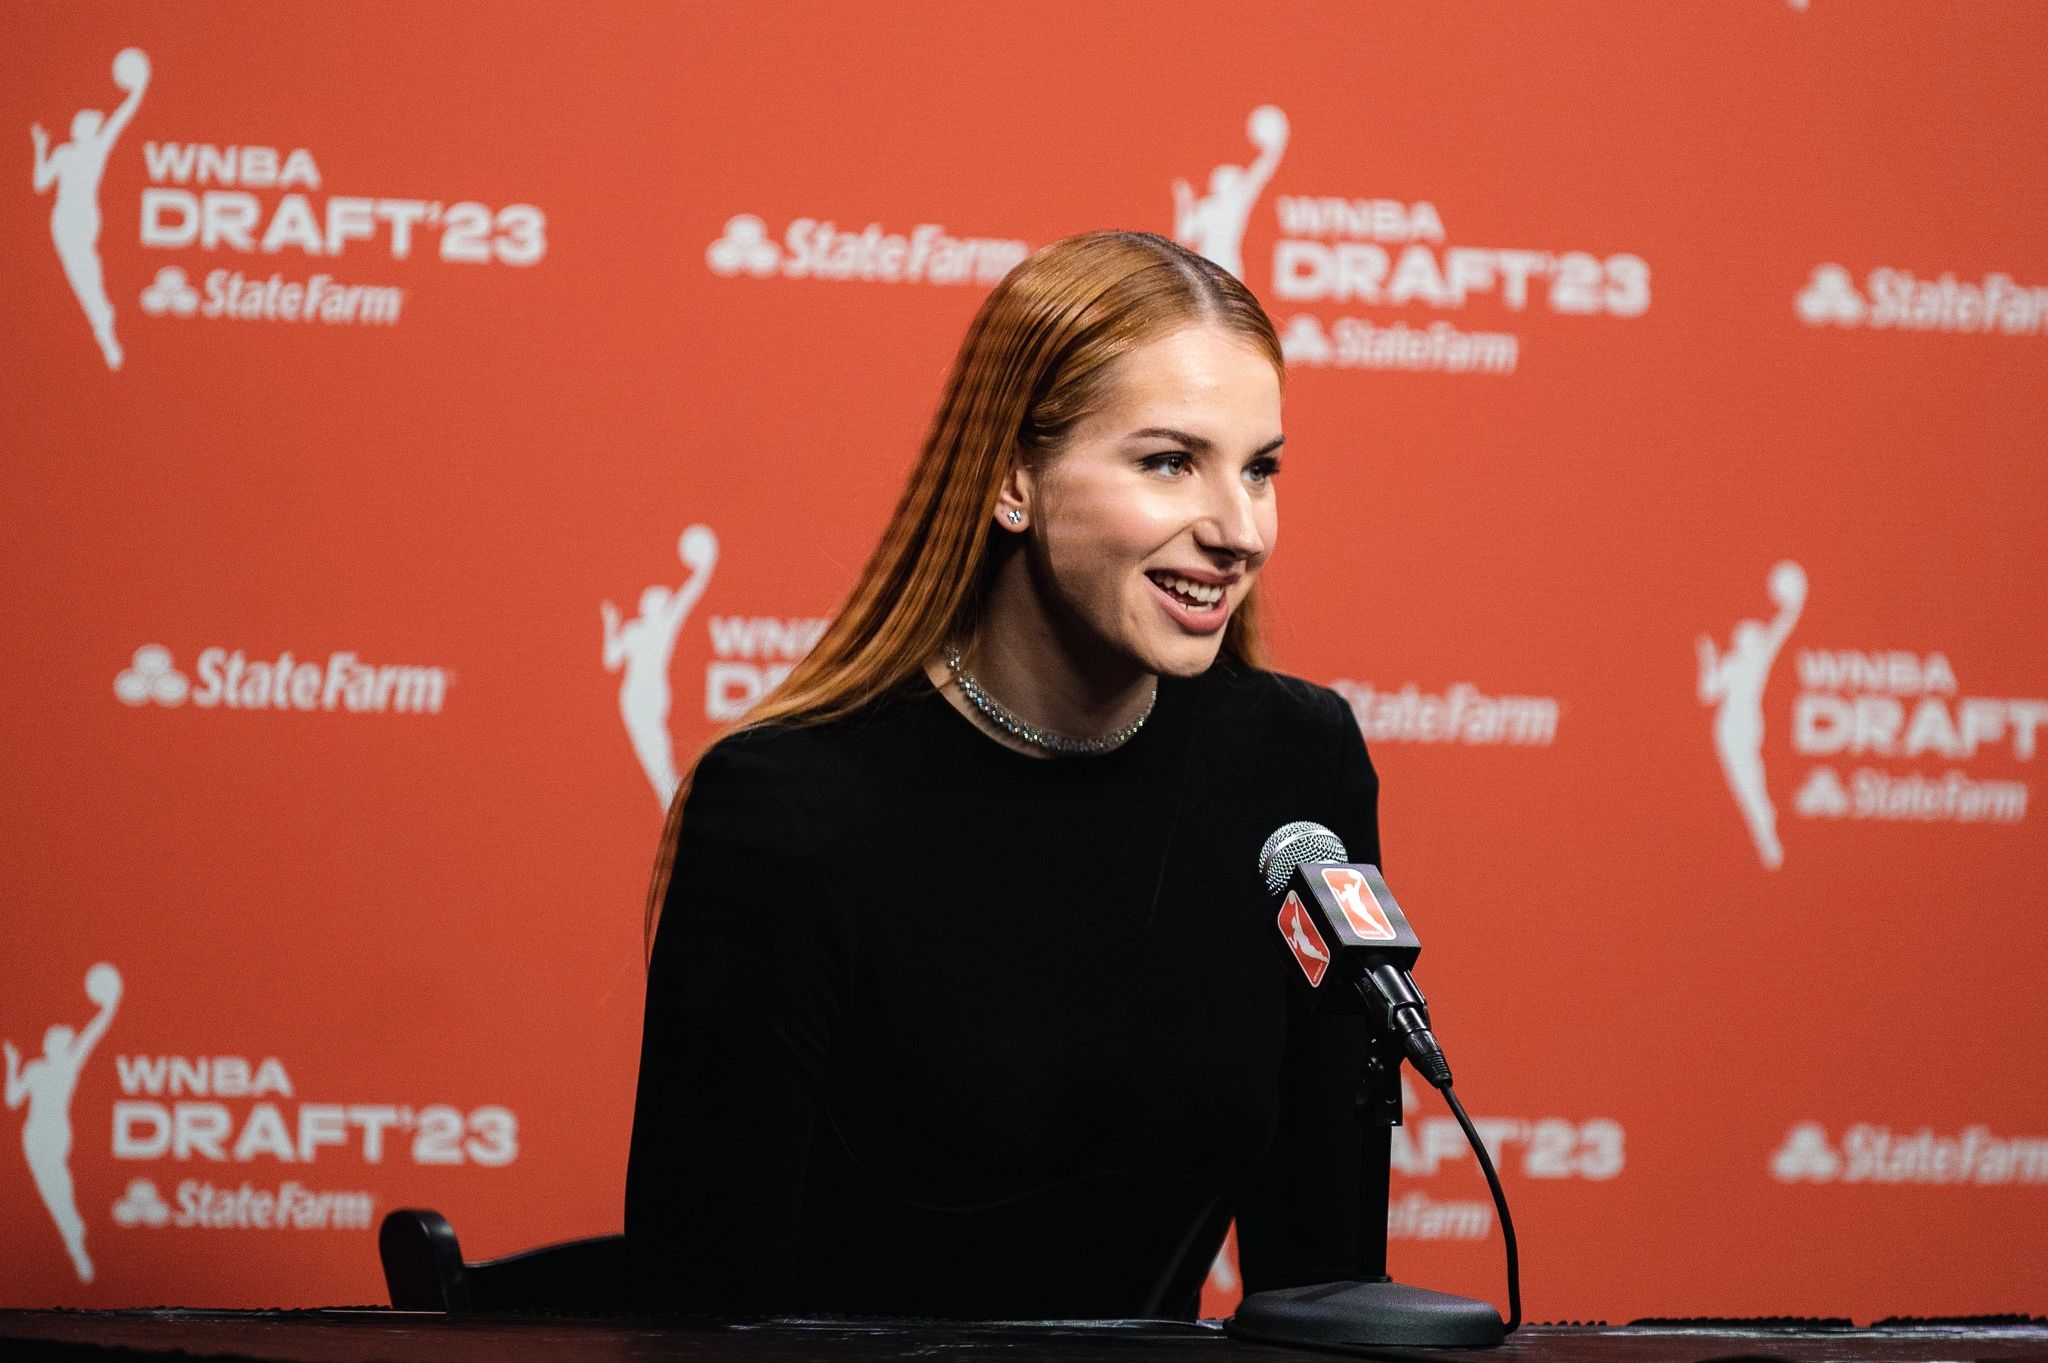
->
[1441, 1085, 1519, 1334]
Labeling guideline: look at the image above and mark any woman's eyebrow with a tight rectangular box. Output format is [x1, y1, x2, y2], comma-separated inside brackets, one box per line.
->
[1127, 426, 1286, 457]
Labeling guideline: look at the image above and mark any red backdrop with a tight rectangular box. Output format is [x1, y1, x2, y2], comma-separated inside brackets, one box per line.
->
[4, 0, 2044, 1320]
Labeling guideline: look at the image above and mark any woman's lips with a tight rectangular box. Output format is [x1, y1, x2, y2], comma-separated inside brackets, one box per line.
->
[1145, 573, 1230, 635]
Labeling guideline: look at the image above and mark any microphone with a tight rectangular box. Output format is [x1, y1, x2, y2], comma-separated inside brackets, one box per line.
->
[1228, 825, 1518, 1349]
[1257, 821, 1453, 1090]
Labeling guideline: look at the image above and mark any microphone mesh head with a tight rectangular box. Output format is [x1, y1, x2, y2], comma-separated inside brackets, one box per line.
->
[1258, 820, 1348, 895]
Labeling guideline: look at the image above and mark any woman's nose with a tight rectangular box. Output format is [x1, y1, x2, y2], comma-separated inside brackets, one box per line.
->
[1197, 479, 1266, 560]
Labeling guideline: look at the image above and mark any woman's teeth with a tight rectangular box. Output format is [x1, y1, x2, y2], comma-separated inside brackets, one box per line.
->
[1150, 572, 1225, 608]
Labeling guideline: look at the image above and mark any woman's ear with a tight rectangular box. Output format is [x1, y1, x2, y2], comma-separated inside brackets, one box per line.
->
[994, 455, 1034, 532]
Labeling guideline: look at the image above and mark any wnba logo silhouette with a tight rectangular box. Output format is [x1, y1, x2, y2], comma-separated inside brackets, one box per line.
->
[1320, 867, 1396, 940]
[603, 526, 718, 807]
[1172, 105, 1288, 281]
[1278, 892, 1331, 987]
[1698, 561, 1807, 869]
[5, 963, 121, 1282]
[31, 48, 149, 371]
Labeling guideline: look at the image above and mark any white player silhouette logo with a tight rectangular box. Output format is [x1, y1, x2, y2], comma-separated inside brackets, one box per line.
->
[604, 525, 718, 807]
[1320, 867, 1397, 941]
[1173, 105, 1288, 282]
[32, 48, 148, 371]
[1698, 561, 1806, 869]
[1279, 892, 1331, 987]
[5, 963, 121, 1282]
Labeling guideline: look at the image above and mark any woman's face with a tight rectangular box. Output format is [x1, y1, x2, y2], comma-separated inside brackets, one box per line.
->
[1021, 323, 1283, 679]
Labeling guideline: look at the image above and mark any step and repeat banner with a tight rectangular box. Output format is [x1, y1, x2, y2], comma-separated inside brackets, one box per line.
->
[4, 0, 2044, 1321]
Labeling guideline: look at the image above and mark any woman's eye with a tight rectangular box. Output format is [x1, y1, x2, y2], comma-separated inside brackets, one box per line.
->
[1142, 452, 1192, 476]
[1246, 458, 1281, 484]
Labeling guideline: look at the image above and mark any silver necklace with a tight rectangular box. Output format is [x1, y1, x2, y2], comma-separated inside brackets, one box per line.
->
[944, 647, 1156, 756]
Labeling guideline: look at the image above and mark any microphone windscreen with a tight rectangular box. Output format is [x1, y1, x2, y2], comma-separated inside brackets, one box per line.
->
[1258, 820, 1347, 895]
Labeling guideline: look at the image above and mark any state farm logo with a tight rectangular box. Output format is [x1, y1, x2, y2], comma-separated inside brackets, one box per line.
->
[30, 47, 548, 368]
[111, 1178, 170, 1227]
[114, 645, 190, 706]
[1330, 678, 1560, 748]
[1796, 262, 2048, 336]
[1319, 867, 1396, 941]
[1795, 265, 1864, 326]
[1770, 1122, 1843, 1181]
[115, 644, 452, 714]
[1770, 1121, 2048, 1186]
[114, 1176, 375, 1231]
[1173, 105, 1651, 376]
[1698, 562, 2038, 868]
[602, 525, 829, 806]
[705, 214, 1028, 286]
[139, 266, 199, 316]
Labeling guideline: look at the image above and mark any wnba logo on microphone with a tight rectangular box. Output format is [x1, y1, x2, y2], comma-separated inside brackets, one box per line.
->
[1319, 867, 1397, 941]
[1277, 892, 1331, 987]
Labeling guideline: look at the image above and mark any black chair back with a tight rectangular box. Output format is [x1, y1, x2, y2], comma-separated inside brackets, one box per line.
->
[379, 1209, 633, 1314]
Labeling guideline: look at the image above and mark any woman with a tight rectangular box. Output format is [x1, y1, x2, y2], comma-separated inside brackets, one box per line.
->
[625, 230, 1379, 1319]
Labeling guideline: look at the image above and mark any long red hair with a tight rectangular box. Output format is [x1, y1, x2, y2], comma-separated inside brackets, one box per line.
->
[645, 230, 1284, 949]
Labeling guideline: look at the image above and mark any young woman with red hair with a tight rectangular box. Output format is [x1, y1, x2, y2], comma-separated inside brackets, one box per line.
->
[625, 231, 1379, 1319]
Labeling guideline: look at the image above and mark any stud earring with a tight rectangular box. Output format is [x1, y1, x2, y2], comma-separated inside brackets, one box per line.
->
[1006, 510, 1023, 526]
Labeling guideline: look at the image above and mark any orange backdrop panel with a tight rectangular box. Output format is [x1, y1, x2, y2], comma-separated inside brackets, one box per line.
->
[2, 0, 2043, 1320]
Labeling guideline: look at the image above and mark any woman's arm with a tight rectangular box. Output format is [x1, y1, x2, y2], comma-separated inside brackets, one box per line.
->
[623, 733, 851, 1313]
[1234, 691, 1380, 1292]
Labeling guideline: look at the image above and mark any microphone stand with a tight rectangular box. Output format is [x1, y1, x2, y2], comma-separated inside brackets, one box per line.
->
[1226, 1027, 1505, 1350]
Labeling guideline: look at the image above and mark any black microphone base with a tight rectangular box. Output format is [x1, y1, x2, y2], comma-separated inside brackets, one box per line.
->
[1226, 1278, 1505, 1351]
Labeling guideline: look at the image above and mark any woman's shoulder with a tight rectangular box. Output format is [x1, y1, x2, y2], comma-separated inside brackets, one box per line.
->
[1199, 659, 1358, 737]
[1198, 663, 1378, 839]
[688, 685, 928, 808]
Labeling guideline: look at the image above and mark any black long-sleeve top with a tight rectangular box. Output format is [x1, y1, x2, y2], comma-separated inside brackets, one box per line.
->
[624, 659, 1381, 1319]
